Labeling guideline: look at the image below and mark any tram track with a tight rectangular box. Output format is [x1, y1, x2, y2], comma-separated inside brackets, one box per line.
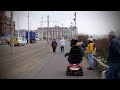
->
[18, 53, 54, 79]
[0, 46, 48, 63]
[0, 47, 52, 79]
[0, 42, 48, 60]
[0, 46, 51, 74]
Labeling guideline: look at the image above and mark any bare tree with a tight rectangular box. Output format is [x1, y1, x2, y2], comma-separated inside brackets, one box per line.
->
[77, 34, 89, 47]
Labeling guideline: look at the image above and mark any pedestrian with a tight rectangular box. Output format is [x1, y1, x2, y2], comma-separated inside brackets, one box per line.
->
[51, 38, 57, 53]
[65, 42, 84, 64]
[70, 36, 79, 47]
[60, 37, 65, 52]
[8, 38, 10, 45]
[85, 38, 95, 70]
[106, 31, 120, 79]
[3, 39, 6, 45]
[80, 41, 86, 51]
[5, 38, 8, 45]
[76, 42, 85, 60]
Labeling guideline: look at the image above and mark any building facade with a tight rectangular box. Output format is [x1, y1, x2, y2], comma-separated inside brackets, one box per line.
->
[0, 11, 15, 36]
[35, 25, 77, 40]
[15, 29, 28, 38]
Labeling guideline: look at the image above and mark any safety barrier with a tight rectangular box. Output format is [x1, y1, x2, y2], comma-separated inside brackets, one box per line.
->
[93, 56, 109, 72]
[85, 54, 109, 72]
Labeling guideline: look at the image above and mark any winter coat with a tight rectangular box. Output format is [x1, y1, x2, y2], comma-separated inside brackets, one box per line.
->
[107, 36, 120, 63]
[86, 42, 94, 54]
[60, 39, 65, 47]
[51, 40, 57, 48]
[65, 46, 84, 63]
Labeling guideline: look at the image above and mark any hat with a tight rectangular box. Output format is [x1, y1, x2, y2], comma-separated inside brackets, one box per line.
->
[87, 38, 93, 41]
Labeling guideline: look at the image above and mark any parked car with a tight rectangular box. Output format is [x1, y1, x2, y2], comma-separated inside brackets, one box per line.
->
[22, 38, 27, 45]
[17, 37, 27, 46]
[10, 37, 27, 46]
[35, 36, 40, 41]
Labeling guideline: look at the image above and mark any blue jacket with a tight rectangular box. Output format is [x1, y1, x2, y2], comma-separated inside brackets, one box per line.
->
[107, 36, 120, 63]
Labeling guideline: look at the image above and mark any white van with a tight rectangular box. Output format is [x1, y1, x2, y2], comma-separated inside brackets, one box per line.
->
[17, 37, 27, 46]
[22, 38, 27, 45]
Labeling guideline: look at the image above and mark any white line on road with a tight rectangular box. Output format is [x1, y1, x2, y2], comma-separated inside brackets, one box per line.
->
[18, 53, 53, 79]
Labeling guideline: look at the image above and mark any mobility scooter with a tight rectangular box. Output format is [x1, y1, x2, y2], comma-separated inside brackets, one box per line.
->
[65, 45, 84, 76]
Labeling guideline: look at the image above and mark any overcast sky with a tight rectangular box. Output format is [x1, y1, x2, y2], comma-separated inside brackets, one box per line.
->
[5, 11, 120, 36]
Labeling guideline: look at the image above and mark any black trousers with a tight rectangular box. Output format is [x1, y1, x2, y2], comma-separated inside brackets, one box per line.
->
[60, 46, 64, 52]
[53, 48, 56, 52]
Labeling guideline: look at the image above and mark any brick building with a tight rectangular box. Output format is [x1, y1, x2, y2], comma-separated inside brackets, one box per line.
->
[0, 11, 15, 36]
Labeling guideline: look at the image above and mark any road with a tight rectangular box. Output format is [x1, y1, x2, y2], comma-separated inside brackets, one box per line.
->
[0, 40, 101, 79]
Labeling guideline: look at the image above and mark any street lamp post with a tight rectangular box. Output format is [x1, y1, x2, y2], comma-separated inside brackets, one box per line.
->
[42, 17, 43, 41]
[11, 11, 14, 54]
[28, 11, 30, 44]
[30, 22, 31, 30]
[71, 22, 73, 39]
[47, 15, 49, 45]
[17, 17, 19, 37]
[73, 12, 77, 36]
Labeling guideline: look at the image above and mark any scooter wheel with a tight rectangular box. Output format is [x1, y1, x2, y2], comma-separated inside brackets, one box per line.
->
[78, 69, 83, 76]
[66, 68, 70, 76]
[66, 71, 70, 76]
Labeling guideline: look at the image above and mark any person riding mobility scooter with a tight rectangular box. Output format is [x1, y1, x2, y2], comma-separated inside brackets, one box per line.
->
[65, 42, 84, 76]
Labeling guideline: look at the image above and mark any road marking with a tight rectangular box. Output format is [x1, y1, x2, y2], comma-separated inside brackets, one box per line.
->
[18, 53, 53, 79]
[0, 46, 48, 63]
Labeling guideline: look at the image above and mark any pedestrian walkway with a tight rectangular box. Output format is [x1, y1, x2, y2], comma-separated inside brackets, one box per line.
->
[20, 41, 101, 79]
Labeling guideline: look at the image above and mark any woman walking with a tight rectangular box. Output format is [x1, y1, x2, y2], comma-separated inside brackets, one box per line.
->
[51, 38, 57, 53]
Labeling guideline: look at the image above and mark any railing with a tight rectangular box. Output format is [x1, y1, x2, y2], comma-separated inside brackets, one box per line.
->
[93, 56, 109, 72]
[85, 54, 109, 72]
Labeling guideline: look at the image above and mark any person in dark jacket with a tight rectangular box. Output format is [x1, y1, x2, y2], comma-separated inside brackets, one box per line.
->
[106, 31, 120, 79]
[51, 39, 57, 53]
[70, 37, 79, 47]
[65, 42, 84, 64]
